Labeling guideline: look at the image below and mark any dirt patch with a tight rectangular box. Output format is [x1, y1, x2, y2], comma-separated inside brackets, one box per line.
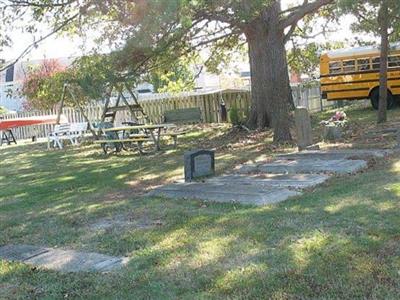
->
[0, 283, 18, 299]
[89, 213, 165, 231]
[184, 124, 280, 151]
[0, 283, 43, 299]
[99, 179, 171, 204]
[378, 236, 400, 260]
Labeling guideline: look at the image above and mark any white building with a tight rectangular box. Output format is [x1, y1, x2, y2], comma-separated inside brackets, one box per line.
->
[0, 57, 73, 112]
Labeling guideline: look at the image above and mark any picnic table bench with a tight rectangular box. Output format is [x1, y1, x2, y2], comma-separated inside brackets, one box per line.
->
[47, 122, 88, 149]
[94, 107, 203, 154]
[94, 123, 177, 154]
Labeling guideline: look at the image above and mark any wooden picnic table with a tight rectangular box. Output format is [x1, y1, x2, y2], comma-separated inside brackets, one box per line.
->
[101, 123, 177, 152]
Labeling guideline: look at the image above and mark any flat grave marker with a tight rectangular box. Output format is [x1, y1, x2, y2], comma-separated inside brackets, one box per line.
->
[0, 244, 128, 273]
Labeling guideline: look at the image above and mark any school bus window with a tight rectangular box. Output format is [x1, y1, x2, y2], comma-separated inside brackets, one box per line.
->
[343, 60, 355, 72]
[329, 61, 342, 74]
[357, 58, 371, 71]
[372, 57, 380, 69]
[388, 55, 400, 68]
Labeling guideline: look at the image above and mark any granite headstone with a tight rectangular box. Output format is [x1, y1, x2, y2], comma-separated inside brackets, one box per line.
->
[294, 107, 313, 150]
[184, 149, 215, 182]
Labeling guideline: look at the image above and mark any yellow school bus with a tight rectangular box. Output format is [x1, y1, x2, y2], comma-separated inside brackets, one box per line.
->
[320, 43, 400, 109]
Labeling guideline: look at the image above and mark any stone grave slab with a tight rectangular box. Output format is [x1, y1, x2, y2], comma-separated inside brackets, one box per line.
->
[0, 244, 48, 261]
[276, 149, 393, 160]
[207, 173, 330, 189]
[148, 182, 301, 206]
[0, 245, 128, 273]
[237, 158, 367, 175]
[25, 249, 125, 272]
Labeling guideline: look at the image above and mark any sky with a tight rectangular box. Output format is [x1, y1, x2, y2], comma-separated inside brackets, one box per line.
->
[0, 0, 376, 63]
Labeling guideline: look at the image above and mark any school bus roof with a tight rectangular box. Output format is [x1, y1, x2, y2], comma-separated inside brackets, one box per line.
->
[323, 42, 400, 59]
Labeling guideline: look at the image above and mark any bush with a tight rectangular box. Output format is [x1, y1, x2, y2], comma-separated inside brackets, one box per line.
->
[229, 106, 242, 126]
[21, 59, 66, 110]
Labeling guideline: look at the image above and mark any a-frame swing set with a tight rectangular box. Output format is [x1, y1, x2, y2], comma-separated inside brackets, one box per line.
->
[55, 82, 148, 135]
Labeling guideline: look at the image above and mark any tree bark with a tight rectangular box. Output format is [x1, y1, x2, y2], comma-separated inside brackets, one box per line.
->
[378, 1, 389, 124]
[245, 3, 292, 143]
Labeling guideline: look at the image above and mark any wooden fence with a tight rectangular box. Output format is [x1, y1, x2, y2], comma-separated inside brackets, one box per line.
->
[139, 89, 251, 124]
[0, 86, 334, 140]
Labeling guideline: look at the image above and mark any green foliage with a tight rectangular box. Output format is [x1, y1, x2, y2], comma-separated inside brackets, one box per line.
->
[68, 55, 117, 100]
[21, 59, 66, 110]
[0, 105, 6, 114]
[2, 0, 332, 136]
[288, 42, 345, 76]
[229, 105, 242, 126]
[21, 54, 130, 110]
[149, 61, 195, 93]
[338, 0, 400, 41]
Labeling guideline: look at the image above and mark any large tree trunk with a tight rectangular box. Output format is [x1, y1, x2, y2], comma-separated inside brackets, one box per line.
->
[378, 1, 389, 124]
[245, 4, 292, 143]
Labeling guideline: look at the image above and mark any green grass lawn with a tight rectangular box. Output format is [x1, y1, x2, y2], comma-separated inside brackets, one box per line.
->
[1, 106, 400, 299]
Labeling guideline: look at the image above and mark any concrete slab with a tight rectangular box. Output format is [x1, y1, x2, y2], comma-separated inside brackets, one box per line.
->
[207, 174, 330, 189]
[148, 182, 301, 206]
[276, 149, 394, 160]
[0, 244, 49, 261]
[237, 159, 367, 175]
[0, 245, 128, 273]
[25, 249, 125, 272]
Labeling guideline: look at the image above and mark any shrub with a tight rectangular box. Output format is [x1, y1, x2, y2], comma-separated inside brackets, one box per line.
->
[21, 59, 66, 110]
[229, 106, 242, 126]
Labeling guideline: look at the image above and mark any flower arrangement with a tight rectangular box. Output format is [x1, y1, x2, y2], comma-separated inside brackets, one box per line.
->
[320, 111, 348, 127]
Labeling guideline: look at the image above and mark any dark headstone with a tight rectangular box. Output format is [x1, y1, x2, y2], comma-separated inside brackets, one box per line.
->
[184, 149, 215, 182]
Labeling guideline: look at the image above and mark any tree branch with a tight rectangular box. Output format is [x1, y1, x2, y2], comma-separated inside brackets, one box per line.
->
[0, 13, 78, 72]
[284, 23, 297, 43]
[281, 0, 334, 29]
[2, 0, 76, 8]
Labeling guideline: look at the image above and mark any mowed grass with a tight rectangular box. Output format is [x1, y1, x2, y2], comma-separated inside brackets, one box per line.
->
[1, 107, 400, 299]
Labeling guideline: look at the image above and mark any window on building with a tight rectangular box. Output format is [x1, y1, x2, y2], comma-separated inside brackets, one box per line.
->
[5, 65, 14, 82]
[329, 61, 342, 74]
[357, 58, 371, 71]
[343, 60, 356, 73]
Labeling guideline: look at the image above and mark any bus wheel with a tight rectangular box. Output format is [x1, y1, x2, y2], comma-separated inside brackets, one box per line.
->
[370, 89, 395, 110]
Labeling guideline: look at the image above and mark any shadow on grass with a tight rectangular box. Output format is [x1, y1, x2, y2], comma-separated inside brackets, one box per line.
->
[1, 127, 400, 298]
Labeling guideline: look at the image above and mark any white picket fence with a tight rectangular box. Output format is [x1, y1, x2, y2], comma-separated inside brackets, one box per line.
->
[0, 85, 336, 140]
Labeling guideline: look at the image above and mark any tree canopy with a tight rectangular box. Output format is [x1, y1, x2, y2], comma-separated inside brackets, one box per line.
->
[339, 0, 400, 41]
[338, 0, 400, 123]
[1, 0, 334, 141]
